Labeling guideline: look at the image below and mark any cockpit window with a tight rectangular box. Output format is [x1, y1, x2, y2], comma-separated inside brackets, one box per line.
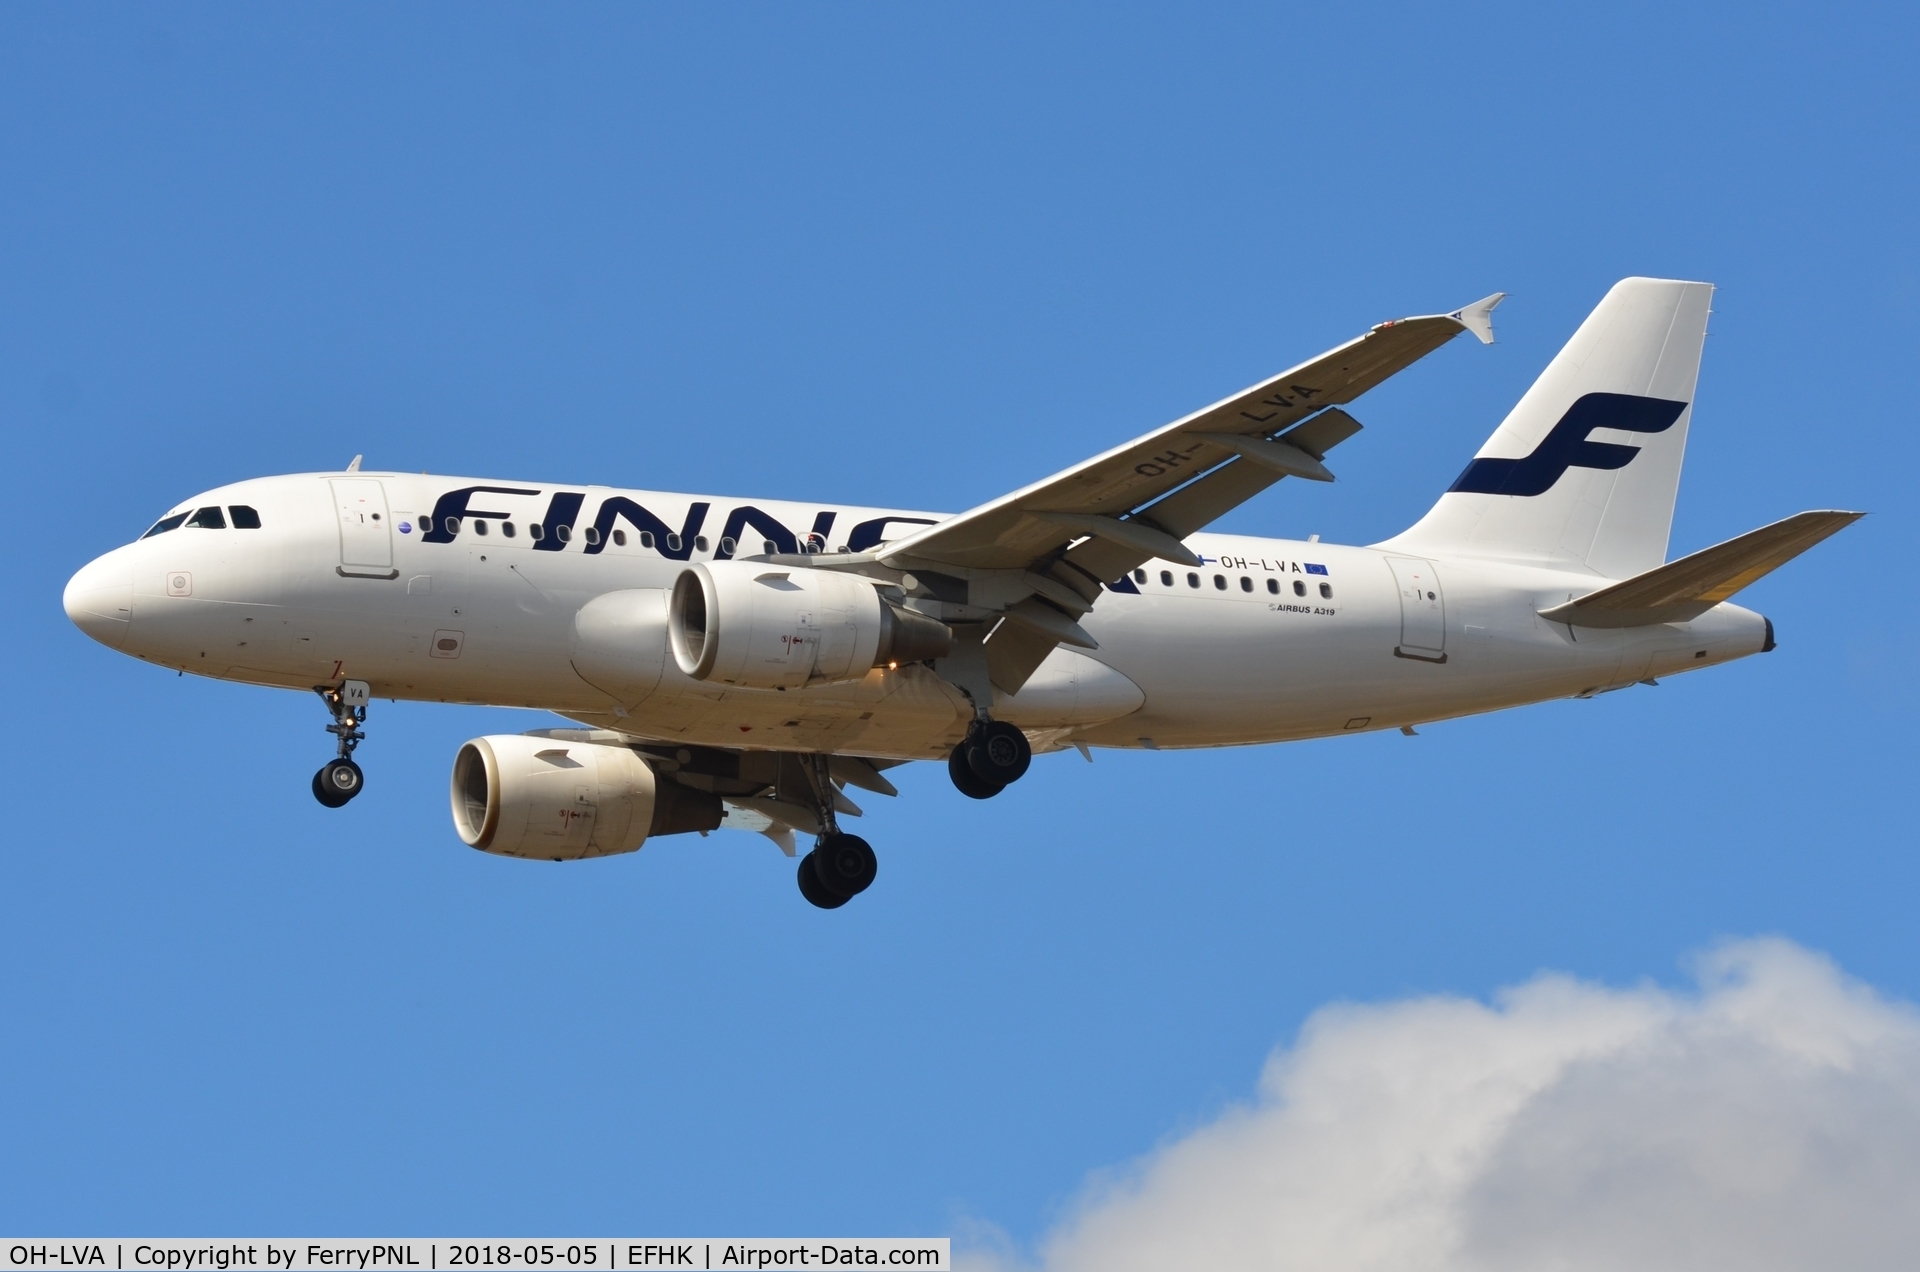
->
[142, 512, 190, 538]
[229, 505, 262, 529]
[186, 506, 227, 529]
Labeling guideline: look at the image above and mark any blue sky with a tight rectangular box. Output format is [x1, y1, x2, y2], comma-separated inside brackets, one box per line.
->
[2, 1, 1915, 1247]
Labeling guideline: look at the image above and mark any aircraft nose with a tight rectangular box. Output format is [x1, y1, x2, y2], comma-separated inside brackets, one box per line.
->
[64, 549, 134, 649]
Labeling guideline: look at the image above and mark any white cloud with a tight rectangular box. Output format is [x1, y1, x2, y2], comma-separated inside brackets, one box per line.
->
[965, 939, 1920, 1272]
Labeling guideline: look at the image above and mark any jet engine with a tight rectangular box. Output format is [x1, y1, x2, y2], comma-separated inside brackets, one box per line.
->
[450, 733, 721, 861]
[668, 561, 951, 690]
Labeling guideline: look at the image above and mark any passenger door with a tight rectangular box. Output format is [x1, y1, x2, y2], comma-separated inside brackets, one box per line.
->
[1386, 556, 1447, 663]
[330, 479, 394, 575]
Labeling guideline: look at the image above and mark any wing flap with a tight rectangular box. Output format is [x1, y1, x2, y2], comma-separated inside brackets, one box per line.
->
[1056, 409, 1366, 586]
[983, 616, 1066, 694]
[1537, 510, 1863, 628]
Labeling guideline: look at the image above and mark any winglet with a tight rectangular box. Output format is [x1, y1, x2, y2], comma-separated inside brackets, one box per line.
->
[1449, 292, 1505, 345]
[345, 454, 364, 473]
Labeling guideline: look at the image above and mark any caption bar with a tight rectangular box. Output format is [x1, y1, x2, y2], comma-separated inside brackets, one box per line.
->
[2, 1245, 948, 1272]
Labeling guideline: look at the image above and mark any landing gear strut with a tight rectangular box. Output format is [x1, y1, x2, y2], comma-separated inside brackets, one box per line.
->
[797, 754, 878, 909]
[311, 680, 369, 808]
[947, 719, 1031, 799]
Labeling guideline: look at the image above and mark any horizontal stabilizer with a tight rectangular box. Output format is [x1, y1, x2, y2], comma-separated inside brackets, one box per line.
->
[1538, 510, 1863, 628]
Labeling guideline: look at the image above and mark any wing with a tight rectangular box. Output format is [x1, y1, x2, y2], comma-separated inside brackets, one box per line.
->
[866, 293, 1502, 692]
[878, 293, 1502, 575]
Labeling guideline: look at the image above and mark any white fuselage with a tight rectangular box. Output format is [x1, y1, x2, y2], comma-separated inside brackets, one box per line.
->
[63, 471, 1770, 760]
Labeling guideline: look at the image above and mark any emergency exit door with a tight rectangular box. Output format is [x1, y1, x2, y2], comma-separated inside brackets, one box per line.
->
[330, 478, 394, 575]
[1386, 557, 1447, 663]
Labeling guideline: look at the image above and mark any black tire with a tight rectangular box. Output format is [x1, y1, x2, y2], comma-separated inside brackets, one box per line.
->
[797, 852, 850, 909]
[811, 832, 878, 899]
[966, 720, 1031, 785]
[949, 742, 1005, 799]
[313, 758, 363, 807]
[312, 767, 348, 808]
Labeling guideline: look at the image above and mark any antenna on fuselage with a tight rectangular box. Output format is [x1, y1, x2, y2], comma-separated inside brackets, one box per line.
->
[345, 454, 363, 472]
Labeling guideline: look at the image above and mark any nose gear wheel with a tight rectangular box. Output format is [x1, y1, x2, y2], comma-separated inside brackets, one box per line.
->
[313, 758, 364, 808]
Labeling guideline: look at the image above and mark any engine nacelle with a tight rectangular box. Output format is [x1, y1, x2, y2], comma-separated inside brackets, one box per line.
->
[668, 561, 951, 689]
[450, 734, 721, 861]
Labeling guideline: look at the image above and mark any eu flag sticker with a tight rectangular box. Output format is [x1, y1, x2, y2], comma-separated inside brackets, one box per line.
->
[1305, 563, 1328, 575]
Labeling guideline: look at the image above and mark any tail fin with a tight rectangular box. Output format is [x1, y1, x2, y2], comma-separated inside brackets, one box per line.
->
[1382, 277, 1715, 578]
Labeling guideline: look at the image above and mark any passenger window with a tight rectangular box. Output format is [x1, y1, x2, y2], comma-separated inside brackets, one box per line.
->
[1213, 574, 1226, 590]
[228, 505, 262, 529]
[1320, 582, 1334, 599]
[420, 516, 434, 533]
[1133, 569, 1147, 584]
[641, 531, 656, 549]
[444, 517, 461, 537]
[1160, 571, 1173, 587]
[763, 539, 777, 554]
[667, 533, 683, 551]
[696, 536, 710, 552]
[500, 521, 517, 538]
[1240, 576, 1252, 592]
[472, 519, 489, 536]
[187, 506, 226, 529]
[721, 536, 738, 555]
[1294, 580, 1306, 596]
[613, 529, 627, 546]
[585, 527, 602, 545]
[142, 512, 190, 538]
[1186, 572, 1200, 588]
[1267, 578, 1279, 594]
[529, 523, 544, 541]
[555, 524, 571, 542]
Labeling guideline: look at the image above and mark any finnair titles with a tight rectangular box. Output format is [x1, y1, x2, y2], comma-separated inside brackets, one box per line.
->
[64, 279, 1860, 908]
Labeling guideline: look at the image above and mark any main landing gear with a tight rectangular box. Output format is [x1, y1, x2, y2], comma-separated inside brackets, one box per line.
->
[311, 680, 369, 808]
[947, 719, 1032, 800]
[797, 754, 879, 909]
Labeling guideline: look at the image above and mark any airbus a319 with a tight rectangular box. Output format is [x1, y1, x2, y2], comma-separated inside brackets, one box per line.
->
[63, 278, 1859, 907]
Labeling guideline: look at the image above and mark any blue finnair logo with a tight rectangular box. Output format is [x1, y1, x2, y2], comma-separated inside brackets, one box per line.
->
[1449, 392, 1688, 497]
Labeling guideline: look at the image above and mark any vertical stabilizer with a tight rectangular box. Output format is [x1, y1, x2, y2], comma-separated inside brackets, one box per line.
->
[1381, 277, 1714, 579]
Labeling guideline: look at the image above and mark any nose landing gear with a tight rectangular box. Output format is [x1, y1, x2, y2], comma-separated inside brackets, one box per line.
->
[312, 680, 369, 808]
[797, 754, 879, 909]
[947, 719, 1032, 799]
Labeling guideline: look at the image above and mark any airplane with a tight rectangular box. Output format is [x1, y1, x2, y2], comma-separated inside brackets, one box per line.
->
[62, 277, 1860, 908]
